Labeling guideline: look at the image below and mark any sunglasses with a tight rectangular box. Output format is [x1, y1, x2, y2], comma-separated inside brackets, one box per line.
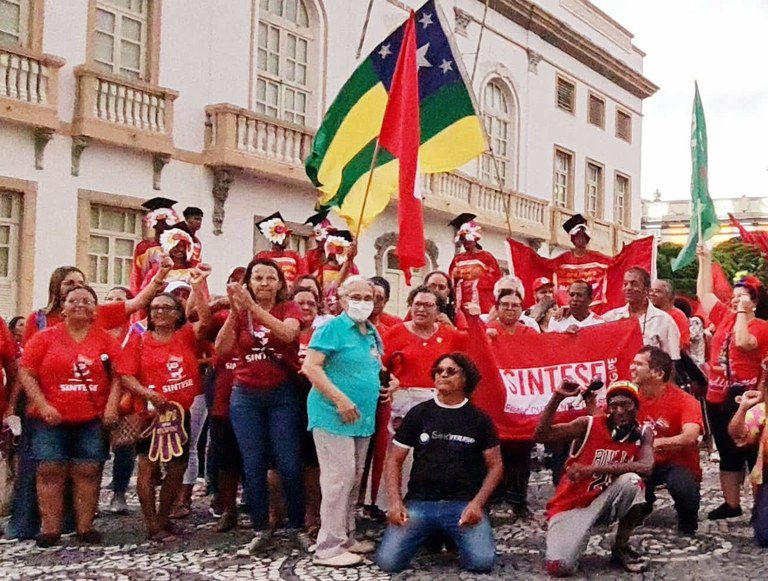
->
[433, 366, 462, 377]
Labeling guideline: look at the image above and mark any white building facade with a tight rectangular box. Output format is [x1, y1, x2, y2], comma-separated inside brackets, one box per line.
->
[0, 0, 656, 318]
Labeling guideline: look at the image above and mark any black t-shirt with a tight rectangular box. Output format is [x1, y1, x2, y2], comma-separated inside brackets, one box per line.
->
[394, 398, 499, 502]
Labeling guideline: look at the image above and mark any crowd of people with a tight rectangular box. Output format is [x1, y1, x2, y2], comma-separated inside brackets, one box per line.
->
[0, 199, 767, 576]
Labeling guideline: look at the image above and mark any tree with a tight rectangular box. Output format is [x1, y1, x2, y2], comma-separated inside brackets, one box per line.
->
[655, 237, 768, 298]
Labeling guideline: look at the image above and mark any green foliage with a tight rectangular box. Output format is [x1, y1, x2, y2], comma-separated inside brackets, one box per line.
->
[655, 237, 768, 298]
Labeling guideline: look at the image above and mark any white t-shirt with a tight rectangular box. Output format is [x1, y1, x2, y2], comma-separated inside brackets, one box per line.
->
[602, 301, 681, 359]
[547, 312, 605, 332]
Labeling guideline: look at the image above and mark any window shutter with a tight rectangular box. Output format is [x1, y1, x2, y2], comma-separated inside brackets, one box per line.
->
[556, 78, 575, 113]
[616, 111, 632, 142]
[588, 95, 605, 128]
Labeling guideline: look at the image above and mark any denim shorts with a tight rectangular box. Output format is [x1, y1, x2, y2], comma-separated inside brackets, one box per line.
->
[31, 419, 108, 463]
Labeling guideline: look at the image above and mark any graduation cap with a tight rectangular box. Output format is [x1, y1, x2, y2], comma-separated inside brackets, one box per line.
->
[142, 197, 177, 211]
[142, 197, 179, 228]
[448, 213, 477, 229]
[256, 212, 291, 245]
[562, 213, 590, 237]
[304, 210, 332, 241]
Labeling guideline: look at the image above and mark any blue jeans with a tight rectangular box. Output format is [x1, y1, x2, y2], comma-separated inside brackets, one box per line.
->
[229, 383, 305, 530]
[376, 500, 496, 573]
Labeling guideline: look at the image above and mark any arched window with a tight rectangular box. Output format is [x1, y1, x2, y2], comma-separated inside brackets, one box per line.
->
[480, 79, 516, 188]
[383, 248, 434, 318]
[255, 0, 317, 127]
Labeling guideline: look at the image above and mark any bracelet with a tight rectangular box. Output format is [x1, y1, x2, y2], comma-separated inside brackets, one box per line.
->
[737, 310, 751, 314]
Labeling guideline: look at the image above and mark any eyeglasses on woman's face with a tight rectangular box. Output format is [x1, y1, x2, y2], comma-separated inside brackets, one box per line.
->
[150, 304, 178, 314]
[433, 365, 462, 378]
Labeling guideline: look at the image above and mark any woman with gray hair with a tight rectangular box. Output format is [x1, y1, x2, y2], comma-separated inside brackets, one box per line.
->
[302, 275, 398, 567]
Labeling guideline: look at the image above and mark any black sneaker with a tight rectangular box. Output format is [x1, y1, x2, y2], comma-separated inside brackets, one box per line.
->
[610, 546, 648, 573]
[707, 503, 742, 520]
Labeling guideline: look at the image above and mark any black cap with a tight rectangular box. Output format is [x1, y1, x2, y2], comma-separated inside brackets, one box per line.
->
[256, 211, 286, 229]
[304, 210, 330, 226]
[328, 228, 353, 242]
[448, 213, 477, 229]
[562, 213, 588, 235]
[142, 197, 177, 211]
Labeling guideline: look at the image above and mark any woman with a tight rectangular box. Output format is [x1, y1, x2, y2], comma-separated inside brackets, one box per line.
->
[728, 381, 768, 546]
[8, 316, 24, 350]
[302, 276, 395, 567]
[448, 218, 501, 314]
[295, 275, 333, 328]
[119, 271, 211, 542]
[215, 258, 308, 556]
[423, 270, 467, 329]
[19, 286, 121, 547]
[104, 286, 146, 515]
[697, 245, 768, 520]
[483, 289, 535, 517]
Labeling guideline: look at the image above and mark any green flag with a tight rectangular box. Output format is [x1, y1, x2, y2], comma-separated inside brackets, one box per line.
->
[671, 82, 719, 271]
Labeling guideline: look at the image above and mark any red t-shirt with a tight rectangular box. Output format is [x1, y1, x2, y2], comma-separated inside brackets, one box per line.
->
[449, 250, 502, 314]
[211, 355, 238, 418]
[118, 324, 202, 411]
[666, 306, 691, 352]
[254, 250, 308, 285]
[21, 323, 121, 423]
[0, 318, 18, 415]
[233, 302, 302, 389]
[638, 384, 703, 480]
[706, 301, 768, 404]
[547, 415, 645, 519]
[382, 323, 468, 388]
[22, 301, 129, 346]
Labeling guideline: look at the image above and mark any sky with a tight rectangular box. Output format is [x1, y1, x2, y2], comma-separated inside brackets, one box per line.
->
[590, 0, 768, 201]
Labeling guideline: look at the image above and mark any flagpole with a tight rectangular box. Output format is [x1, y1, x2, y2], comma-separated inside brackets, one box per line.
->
[354, 140, 383, 239]
[356, 0, 376, 59]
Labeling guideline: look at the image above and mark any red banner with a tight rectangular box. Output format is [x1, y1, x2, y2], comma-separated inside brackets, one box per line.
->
[507, 236, 654, 314]
[467, 317, 644, 441]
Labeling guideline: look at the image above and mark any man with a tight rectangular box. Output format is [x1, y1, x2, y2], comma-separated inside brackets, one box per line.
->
[254, 212, 307, 288]
[603, 268, 681, 360]
[376, 353, 502, 573]
[175, 206, 204, 266]
[649, 279, 691, 352]
[548, 280, 605, 333]
[534, 380, 653, 576]
[368, 276, 402, 334]
[532, 277, 555, 304]
[630, 346, 702, 535]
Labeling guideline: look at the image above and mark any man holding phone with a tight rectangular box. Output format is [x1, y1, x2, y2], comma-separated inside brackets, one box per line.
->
[534, 379, 654, 576]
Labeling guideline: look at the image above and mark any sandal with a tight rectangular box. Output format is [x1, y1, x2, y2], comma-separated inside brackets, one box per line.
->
[611, 546, 647, 573]
[215, 512, 238, 533]
[148, 529, 178, 543]
[36, 533, 61, 548]
[169, 504, 191, 519]
[77, 530, 103, 545]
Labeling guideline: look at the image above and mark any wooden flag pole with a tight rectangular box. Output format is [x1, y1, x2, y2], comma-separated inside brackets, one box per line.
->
[354, 140, 383, 239]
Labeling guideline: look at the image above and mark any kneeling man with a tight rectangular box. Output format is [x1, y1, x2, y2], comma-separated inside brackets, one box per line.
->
[376, 353, 502, 573]
[534, 379, 654, 576]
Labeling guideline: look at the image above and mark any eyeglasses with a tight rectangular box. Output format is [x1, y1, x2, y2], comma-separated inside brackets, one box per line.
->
[412, 301, 437, 310]
[433, 366, 462, 377]
[347, 295, 374, 303]
[498, 302, 522, 310]
[150, 305, 178, 313]
[66, 298, 95, 307]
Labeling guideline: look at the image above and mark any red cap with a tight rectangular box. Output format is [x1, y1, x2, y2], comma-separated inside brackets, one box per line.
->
[532, 277, 553, 292]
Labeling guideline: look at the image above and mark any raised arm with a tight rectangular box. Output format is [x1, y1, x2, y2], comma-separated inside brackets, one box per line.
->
[125, 256, 172, 315]
[696, 245, 718, 315]
[533, 381, 589, 444]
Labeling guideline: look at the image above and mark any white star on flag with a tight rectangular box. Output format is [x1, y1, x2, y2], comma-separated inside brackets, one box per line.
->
[417, 43, 431, 68]
[419, 13, 433, 29]
[378, 44, 391, 59]
[439, 59, 453, 74]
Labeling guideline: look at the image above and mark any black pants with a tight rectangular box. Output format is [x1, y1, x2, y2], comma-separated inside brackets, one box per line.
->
[645, 464, 700, 531]
[497, 441, 533, 506]
[707, 401, 758, 473]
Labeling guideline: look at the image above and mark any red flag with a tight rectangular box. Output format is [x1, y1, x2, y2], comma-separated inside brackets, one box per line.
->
[507, 236, 654, 314]
[379, 11, 423, 285]
[711, 261, 732, 304]
[728, 213, 768, 255]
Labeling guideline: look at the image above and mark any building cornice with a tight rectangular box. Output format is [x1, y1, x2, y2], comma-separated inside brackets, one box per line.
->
[489, 0, 658, 99]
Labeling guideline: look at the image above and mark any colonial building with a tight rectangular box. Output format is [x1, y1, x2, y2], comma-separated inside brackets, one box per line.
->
[641, 192, 768, 247]
[0, 0, 656, 317]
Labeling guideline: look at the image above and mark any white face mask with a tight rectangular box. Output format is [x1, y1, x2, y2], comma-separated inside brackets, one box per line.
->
[346, 299, 374, 322]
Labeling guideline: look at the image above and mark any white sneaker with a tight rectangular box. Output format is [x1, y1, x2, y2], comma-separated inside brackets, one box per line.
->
[347, 539, 375, 554]
[313, 551, 363, 567]
[236, 530, 274, 557]
[109, 493, 128, 514]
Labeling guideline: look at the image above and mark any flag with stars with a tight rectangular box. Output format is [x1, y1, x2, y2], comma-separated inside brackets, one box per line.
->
[304, 0, 487, 232]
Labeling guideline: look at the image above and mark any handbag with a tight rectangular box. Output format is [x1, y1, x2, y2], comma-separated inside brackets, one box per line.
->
[109, 412, 152, 448]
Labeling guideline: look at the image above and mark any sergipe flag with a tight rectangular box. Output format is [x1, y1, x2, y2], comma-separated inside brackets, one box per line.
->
[305, 0, 487, 232]
[378, 12, 423, 284]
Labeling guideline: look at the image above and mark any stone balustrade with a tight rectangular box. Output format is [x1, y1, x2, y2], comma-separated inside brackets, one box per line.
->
[0, 44, 63, 129]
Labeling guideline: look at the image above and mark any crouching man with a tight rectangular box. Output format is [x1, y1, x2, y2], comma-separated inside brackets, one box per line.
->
[375, 353, 502, 573]
[534, 379, 654, 576]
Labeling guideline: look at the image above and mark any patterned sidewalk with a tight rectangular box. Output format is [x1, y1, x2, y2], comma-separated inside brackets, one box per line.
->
[0, 456, 764, 580]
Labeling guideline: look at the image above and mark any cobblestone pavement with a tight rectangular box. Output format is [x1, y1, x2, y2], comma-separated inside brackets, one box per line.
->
[0, 455, 764, 580]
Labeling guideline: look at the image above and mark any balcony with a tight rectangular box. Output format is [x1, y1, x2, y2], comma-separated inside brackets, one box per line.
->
[72, 66, 178, 155]
[0, 44, 64, 130]
[203, 103, 314, 185]
[420, 172, 551, 240]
